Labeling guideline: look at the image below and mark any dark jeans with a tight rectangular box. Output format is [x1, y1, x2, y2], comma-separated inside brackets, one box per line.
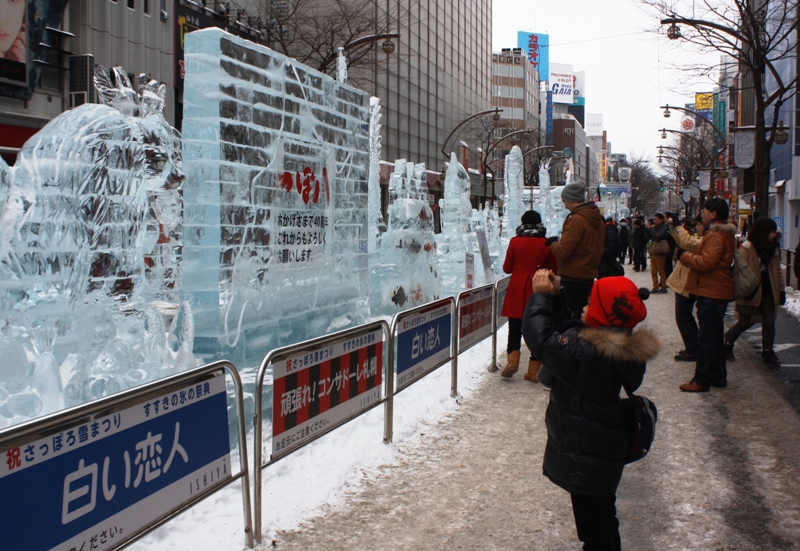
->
[633, 248, 647, 271]
[571, 493, 621, 551]
[725, 295, 777, 352]
[664, 254, 674, 278]
[619, 245, 628, 264]
[675, 293, 699, 354]
[694, 296, 729, 387]
[561, 277, 594, 319]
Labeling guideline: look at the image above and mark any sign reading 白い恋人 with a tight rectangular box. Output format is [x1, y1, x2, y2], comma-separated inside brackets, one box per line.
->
[271, 327, 384, 457]
[458, 286, 494, 354]
[395, 300, 453, 389]
[0, 374, 231, 551]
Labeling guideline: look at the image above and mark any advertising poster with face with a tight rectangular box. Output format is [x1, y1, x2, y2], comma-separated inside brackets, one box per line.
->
[0, 0, 28, 85]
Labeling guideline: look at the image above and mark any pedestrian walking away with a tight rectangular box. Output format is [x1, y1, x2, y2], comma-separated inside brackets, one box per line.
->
[618, 218, 631, 265]
[546, 181, 605, 319]
[598, 217, 624, 279]
[522, 270, 661, 551]
[631, 219, 648, 273]
[499, 210, 557, 381]
[674, 199, 736, 392]
[724, 217, 786, 368]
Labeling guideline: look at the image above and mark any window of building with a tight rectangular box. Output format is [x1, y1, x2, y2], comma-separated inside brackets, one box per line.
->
[127, 0, 134, 8]
[144, 0, 149, 13]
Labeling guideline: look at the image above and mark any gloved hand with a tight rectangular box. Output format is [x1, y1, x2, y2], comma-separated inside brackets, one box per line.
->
[780, 291, 786, 306]
[674, 247, 686, 262]
[545, 236, 558, 247]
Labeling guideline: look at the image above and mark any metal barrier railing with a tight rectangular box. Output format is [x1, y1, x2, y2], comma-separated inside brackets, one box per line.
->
[453, 282, 496, 396]
[780, 247, 798, 289]
[0, 360, 253, 551]
[1, 278, 514, 548]
[490, 275, 511, 372]
[253, 320, 391, 543]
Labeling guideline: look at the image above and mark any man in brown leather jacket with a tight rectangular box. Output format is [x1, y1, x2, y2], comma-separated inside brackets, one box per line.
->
[546, 182, 606, 318]
[675, 198, 736, 392]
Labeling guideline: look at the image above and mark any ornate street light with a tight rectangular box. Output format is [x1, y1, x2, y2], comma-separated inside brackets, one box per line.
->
[774, 121, 789, 145]
[667, 23, 682, 40]
[663, 105, 672, 118]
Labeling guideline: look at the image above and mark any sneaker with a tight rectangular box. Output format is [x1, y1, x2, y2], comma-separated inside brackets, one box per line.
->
[651, 288, 661, 293]
[762, 350, 781, 368]
[725, 344, 735, 362]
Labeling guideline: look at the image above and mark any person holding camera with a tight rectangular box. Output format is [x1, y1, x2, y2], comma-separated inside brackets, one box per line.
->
[522, 269, 660, 550]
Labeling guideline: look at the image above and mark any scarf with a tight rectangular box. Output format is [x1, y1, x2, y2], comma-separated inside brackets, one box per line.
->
[758, 240, 778, 271]
[516, 223, 547, 238]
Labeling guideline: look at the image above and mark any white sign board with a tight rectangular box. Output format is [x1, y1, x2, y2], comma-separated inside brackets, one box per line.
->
[735, 130, 755, 169]
[550, 63, 574, 105]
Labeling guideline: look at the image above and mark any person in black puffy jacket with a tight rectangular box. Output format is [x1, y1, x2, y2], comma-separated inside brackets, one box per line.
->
[598, 218, 622, 279]
[522, 270, 661, 550]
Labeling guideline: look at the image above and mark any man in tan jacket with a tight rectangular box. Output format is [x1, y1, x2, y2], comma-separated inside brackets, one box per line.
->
[546, 182, 605, 318]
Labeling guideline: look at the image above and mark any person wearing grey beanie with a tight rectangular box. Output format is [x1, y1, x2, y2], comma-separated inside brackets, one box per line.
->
[545, 183, 605, 318]
[560, 181, 587, 203]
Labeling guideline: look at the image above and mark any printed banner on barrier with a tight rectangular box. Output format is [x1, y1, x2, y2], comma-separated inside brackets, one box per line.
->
[495, 277, 510, 329]
[0, 374, 231, 551]
[458, 286, 494, 353]
[395, 301, 452, 389]
[271, 327, 384, 457]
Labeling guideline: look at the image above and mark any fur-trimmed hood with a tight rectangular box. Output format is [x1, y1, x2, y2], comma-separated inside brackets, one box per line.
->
[577, 327, 662, 364]
[707, 222, 737, 235]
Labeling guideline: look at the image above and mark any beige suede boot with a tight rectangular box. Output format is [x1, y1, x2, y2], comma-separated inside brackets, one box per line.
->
[500, 350, 521, 378]
[524, 360, 541, 383]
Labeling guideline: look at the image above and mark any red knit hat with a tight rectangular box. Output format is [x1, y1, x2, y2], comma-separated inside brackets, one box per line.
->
[585, 276, 649, 329]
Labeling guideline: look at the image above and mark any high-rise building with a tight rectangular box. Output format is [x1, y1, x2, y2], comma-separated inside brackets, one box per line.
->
[492, 48, 540, 132]
[367, 0, 492, 175]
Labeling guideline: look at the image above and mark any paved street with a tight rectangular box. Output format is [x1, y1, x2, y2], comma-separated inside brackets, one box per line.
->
[271, 269, 800, 550]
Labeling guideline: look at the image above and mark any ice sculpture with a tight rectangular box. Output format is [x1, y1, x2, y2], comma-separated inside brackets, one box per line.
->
[181, 28, 370, 366]
[367, 97, 386, 254]
[0, 66, 189, 425]
[495, 146, 525, 272]
[369, 160, 441, 316]
[436, 153, 473, 296]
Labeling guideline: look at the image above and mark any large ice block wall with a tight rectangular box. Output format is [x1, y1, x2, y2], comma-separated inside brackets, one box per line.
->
[182, 29, 370, 365]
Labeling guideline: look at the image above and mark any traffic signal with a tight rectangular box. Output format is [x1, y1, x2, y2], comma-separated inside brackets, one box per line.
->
[659, 180, 665, 191]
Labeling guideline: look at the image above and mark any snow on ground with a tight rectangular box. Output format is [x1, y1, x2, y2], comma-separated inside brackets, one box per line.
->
[129, 325, 506, 551]
[784, 286, 800, 321]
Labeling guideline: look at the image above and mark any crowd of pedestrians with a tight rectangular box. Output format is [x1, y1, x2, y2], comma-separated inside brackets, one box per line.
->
[495, 181, 793, 550]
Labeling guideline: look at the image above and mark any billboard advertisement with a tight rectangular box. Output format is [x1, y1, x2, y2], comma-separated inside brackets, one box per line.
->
[550, 63, 574, 105]
[517, 31, 549, 82]
[0, 0, 27, 85]
[586, 113, 603, 137]
[695, 92, 714, 122]
[573, 70, 585, 106]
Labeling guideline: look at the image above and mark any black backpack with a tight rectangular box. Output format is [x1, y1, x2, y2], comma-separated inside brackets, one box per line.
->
[618, 225, 630, 243]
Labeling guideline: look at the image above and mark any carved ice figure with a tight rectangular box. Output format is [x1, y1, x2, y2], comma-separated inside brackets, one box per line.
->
[436, 153, 473, 296]
[495, 146, 525, 273]
[0, 65, 186, 425]
[370, 160, 440, 315]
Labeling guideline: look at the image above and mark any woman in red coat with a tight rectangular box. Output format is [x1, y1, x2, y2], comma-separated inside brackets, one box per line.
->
[500, 210, 557, 381]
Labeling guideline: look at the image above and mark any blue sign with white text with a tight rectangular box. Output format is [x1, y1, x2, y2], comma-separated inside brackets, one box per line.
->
[395, 305, 452, 388]
[0, 375, 231, 551]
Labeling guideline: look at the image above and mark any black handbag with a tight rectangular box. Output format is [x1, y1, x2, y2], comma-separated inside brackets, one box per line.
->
[619, 384, 657, 464]
[620, 391, 657, 463]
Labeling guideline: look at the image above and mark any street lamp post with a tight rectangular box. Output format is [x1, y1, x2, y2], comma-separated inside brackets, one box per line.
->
[440, 108, 502, 161]
[659, 126, 724, 206]
[336, 33, 400, 83]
